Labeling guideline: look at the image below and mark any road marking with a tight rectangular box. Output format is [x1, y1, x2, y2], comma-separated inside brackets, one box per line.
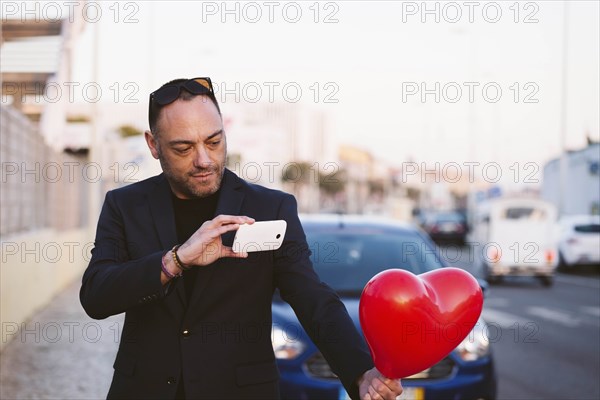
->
[526, 306, 581, 328]
[485, 298, 510, 307]
[555, 274, 600, 289]
[579, 306, 600, 327]
[580, 306, 600, 318]
[482, 308, 530, 328]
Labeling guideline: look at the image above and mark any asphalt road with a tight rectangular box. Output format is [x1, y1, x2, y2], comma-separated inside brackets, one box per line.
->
[438, 244, 600, 400]
[1, 248, 598, 400]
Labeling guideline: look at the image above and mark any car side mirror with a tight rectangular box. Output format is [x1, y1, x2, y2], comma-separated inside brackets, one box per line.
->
[477, 278, 489, 298]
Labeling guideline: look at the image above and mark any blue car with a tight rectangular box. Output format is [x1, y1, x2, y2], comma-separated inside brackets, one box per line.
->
[271, 215, 497, 400]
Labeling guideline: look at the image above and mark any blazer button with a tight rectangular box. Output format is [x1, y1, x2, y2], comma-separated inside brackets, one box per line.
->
[167, 377, 176, 385]
[182, 329, 190, 337]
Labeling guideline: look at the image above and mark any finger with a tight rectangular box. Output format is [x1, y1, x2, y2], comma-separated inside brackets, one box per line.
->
[216, 223, 241, 235]
[376, 371, 403, 393]
[199, 218, 229, 232]
[199, 223, 240, 241]
[368, 385, 383, 400]
[198, 224, 240, 243]
[371, 377, 394, 400]
[221, 246, 248, 258]
[212, 214, 255, 226]
[379, 376, 401, 392]
[362, 394, 372, 400]
[382, 378, 403, 393]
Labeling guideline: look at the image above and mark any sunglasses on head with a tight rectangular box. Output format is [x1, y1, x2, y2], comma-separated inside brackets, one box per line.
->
[149, 77, 214, 106]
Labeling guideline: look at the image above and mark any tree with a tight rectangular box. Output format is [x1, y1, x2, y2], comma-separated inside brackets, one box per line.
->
[281, 162, 313, 185]
[281, 162, 347, 195]
[117, 124, 143, 138]
[319, 168, 346, 195]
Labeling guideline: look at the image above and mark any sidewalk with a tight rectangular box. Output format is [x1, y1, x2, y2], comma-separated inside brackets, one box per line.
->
[1, 278, 123, 400]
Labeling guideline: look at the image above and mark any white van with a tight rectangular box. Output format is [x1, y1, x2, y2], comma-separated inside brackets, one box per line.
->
[470, 198, 559, 286]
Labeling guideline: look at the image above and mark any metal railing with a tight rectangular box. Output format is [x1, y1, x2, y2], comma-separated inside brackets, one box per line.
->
[1, 105, 88, 238]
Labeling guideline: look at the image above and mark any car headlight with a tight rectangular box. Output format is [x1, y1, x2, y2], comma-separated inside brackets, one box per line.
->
[271, 325, 306, 360]
[455, 320, 490, 361]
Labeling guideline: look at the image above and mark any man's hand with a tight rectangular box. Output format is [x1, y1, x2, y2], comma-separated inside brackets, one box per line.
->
[357, 367, 403, 400]
[177, 215, 255, 266]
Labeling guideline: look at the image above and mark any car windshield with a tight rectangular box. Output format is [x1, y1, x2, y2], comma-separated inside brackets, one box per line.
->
[304, 226, 444, 294]
[574, 224, 600, 233]
[434, 213, 464, 223]
[503, 207, 547, 220]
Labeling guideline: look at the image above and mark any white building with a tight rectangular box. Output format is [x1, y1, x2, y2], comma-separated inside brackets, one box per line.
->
[223, 102, 336, 212]
[541, 142, 600, 216]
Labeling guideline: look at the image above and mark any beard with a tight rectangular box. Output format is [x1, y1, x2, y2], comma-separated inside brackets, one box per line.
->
[158, 150, 226, 199]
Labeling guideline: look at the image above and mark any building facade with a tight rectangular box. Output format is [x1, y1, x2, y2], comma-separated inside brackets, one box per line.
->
[541, 142, 600, 216]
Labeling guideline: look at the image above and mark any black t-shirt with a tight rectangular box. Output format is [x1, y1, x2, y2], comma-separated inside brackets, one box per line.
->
[171, 189, 220, 303]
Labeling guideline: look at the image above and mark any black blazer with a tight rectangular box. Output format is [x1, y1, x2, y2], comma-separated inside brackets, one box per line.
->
[80, 169, 373, 399]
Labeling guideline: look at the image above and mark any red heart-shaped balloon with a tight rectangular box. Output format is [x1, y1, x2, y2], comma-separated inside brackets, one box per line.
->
[359, 267, 483, 379]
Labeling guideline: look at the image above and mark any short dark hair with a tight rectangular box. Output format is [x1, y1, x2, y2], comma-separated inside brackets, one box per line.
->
[148, 78, 221, 135]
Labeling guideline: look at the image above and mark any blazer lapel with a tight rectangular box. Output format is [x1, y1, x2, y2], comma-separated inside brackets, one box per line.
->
[147, 174, 187, 320]
[187, 169, 245, 316]
[148, 174, 177, 248]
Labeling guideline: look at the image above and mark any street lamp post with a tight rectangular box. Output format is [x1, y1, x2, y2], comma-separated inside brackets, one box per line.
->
[558, 1, 569, 217]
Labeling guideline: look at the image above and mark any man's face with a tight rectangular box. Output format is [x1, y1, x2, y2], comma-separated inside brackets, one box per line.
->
[145, 95, 226, 199]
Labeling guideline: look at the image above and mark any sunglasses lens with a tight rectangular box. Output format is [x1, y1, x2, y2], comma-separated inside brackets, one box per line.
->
[193, 78, 212, 91]
[183, 79, 212, 95]
[151, 78, 214, 106]
[152, 85, 180, 105]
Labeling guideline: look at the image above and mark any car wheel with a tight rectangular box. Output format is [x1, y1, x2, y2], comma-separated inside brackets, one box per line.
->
[558, 251, 568, 271]
[539, 275, 554, 287]
[484, 264, 500, 285]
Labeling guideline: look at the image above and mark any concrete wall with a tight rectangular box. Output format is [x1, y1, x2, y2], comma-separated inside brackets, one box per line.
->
[1, 228, 91, 351]
[1, 105, 96, 351]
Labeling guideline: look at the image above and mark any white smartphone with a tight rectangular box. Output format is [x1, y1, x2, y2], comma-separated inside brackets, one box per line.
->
[232, 220, 287, 253]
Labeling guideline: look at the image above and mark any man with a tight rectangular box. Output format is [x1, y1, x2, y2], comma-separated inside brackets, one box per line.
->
[80, 77, 402, 400]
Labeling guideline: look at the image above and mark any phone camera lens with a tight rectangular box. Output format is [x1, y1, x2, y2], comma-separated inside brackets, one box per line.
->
[276, 234, 281, 239]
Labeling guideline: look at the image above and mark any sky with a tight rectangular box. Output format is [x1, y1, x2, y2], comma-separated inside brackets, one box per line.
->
[46, 1, 600, 177]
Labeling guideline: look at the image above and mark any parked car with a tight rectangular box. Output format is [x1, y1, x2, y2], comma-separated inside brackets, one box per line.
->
[469, 198, 559, 286]
[422, 211, 468, 245]
[558, 215, 600, 268]
[273, 214, 497, 400]
[411, 208, 431, 228]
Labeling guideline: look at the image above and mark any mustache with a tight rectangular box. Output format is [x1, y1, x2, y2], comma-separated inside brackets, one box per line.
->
[188, 163, 220, 175]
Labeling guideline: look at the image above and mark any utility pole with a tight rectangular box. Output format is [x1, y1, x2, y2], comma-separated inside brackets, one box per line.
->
[558, 0, 569, 217]
[88, 18, 101, 234]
